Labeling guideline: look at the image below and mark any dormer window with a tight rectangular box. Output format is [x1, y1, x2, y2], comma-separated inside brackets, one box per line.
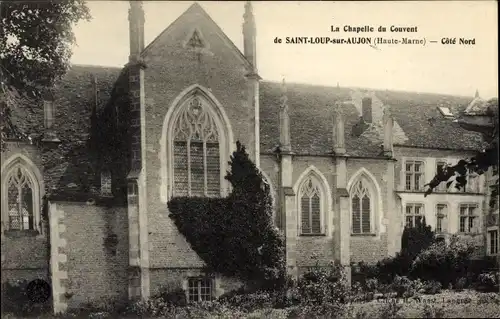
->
[437, 106, 454, 118]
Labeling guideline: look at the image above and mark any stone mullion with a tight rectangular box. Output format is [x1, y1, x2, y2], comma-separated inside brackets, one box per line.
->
[188, 139, 192, 196]
[203, 141, 208, 196]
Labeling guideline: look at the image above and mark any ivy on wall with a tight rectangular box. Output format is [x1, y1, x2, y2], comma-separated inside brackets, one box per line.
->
[168, 141, 286, 289]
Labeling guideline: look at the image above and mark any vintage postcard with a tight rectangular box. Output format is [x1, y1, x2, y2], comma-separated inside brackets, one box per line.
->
[1, 1, 498, 318]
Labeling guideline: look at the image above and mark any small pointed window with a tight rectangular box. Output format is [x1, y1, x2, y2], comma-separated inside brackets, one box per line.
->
[351, 179, 372, 234]
[297, 173, 325, 236]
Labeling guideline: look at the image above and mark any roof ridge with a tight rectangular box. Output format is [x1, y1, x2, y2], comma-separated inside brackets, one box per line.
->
[70, 63, 123, 70]
[261, 80, 474, 99]
[140, 2, 252, 70]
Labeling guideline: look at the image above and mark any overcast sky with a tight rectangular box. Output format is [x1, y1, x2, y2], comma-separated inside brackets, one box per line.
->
[71, 1, 498, 98]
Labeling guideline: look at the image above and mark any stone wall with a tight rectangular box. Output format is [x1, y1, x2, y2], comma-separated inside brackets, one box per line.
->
[48, 201, 128, 312]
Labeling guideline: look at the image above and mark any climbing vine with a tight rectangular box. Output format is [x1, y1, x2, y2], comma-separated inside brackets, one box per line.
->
[168, 141, 286, 290]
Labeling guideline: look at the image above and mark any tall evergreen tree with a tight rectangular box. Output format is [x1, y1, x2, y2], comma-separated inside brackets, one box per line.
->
[169, 141, 286, 289]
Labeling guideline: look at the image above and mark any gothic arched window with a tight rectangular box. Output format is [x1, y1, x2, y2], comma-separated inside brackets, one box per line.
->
[351, 179, 372, 234]
[298, 176, 324, 235]
[2, 163, 40, 232]
[172, 96, 221, 197]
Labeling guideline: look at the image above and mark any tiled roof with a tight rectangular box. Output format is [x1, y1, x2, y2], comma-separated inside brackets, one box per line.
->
[48, 65, 122, 195]
[21, 65, 486, 196]
[375, 90, 487, 150]
[10, 65, 123, 197]
[260, 82, 487, 155]
[259, 81, 383, 156]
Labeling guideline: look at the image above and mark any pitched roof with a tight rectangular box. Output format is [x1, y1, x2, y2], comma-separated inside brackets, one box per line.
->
[29, 65, 122, 196]
[259, 81, 382, 156]
[11, 64, 486, 198]
[141, 2, 252, 70]
[260, 81, 487, 155]
[43, 66, 486, 167]
[376, 89, 487, 150]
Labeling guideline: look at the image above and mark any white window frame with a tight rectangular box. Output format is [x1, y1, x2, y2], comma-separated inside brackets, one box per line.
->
[460, 168, 479, 193]
[486, 226, 499, 256]
[186, 277, 214, 302]
[404, 160, 425, 191]
[435, 203, 448, 233]
[405, 203, 424, 228]
[435, 160, 449, 192]
[458, 203, 480, 234]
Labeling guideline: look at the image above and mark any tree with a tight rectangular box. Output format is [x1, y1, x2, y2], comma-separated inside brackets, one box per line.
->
[168, 141, 286, 290]
[401, 217, 435, 261]
[424, 98, 499, 210]
[0, 0, 91, 150]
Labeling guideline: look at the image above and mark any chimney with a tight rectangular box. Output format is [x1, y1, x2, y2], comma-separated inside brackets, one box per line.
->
[279, 78, 291, 152]
[382, 107, 394, 157]
[243, 1, 257, 73]
[333, 103, 346, 155]
[129, 1, 145, 62]
[362, 97, 372, 123]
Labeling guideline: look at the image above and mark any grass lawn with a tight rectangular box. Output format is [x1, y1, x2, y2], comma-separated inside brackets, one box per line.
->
[2, 290, 499, 319]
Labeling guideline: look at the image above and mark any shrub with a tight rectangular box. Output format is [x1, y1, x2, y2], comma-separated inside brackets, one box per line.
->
[391, 276, 415, 298]
[297, 262, 350, 306]
[400, 217, 435, 260]
[476, 271, 499, 292]
[410, 235, 476, 287]
[454, 277, 467, 291]
[168, 141, 286, 289]
[156, 287, 187, 307]
[477, 292, 500, 305]
[365, 278, 379, 292]
[423, 280, 442, 295]
[351, 261, 379, 284]
[185, 301, 246, 319]
[219, 290, 273, 312]
[1, 280, 52, 316]
[125, 297, 175, 317]
[375, 253, 413, 284]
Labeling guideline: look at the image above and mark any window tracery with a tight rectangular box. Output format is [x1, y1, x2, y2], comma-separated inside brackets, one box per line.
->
[173, 96, 221, 197]
[351, 179, 372, 234]
[299, 176, 323, 235]
[5, 165, 37, 231]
